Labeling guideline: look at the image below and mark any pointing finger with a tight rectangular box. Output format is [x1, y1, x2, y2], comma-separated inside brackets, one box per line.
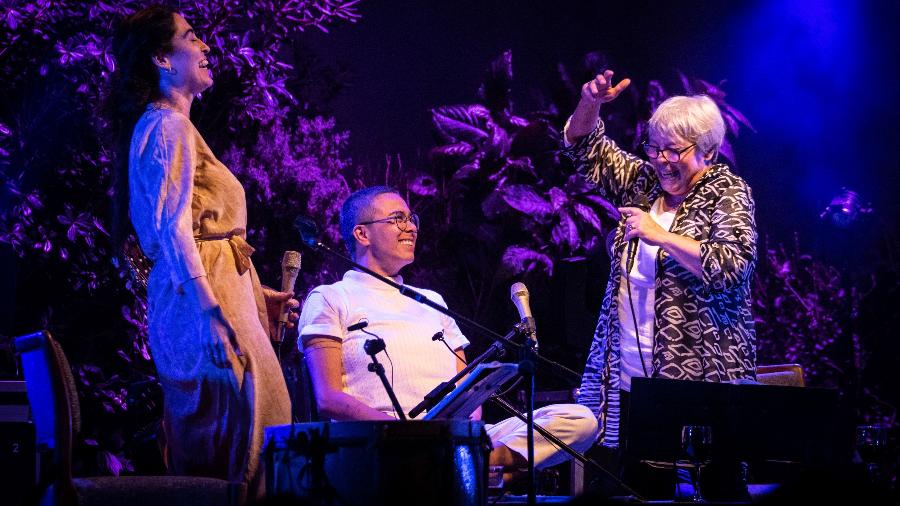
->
[611, 78, 631, 96]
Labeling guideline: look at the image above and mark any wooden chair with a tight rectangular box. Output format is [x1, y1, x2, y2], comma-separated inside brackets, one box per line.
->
[14, 331, 245, 506]
[757, 363, 806, 387]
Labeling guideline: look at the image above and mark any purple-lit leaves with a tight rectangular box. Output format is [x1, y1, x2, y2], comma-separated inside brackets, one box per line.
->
[0, 0, 361, 477]
[497, 184, 552, 218]
[478, 49, 513, 114]
[408, 173, 438, 197]
[501, 246, 553, 276]
[431, 104, 492, 145]
[424, 51, 624, 280]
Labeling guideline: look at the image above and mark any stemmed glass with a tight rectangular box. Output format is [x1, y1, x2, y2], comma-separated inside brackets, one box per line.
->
[856, 425, 889, 486]
[681, 425, 713, 502]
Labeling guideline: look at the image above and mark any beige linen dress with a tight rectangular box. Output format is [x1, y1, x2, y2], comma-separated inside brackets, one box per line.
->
[128, 105, 290, 490]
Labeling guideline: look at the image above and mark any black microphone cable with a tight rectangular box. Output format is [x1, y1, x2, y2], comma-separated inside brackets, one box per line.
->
[348, 318, 396, 389]
[432, 330, 468, 366]
[623, 193, 652, 378]
[626, 271, 651, 378]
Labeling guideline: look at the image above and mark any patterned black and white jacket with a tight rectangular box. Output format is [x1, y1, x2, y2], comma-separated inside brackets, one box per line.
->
[563, 120, 758, 447]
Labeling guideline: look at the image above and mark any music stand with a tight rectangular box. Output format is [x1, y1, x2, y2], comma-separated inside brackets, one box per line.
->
[423, 362, 519, 420]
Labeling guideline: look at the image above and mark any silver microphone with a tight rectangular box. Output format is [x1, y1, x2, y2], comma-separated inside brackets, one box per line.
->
[510, 282, 537, 350]
[275, 250, 301, 343]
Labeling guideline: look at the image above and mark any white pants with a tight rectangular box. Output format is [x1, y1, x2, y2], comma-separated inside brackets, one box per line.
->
[486, 403, 599, 469]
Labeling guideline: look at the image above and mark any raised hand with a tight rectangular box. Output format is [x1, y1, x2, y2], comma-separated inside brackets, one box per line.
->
[581, 70, 631, 105]
[567, 70, 631, 143]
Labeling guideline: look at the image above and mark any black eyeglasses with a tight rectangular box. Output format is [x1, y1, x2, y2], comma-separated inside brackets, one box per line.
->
[642, 142, 697, 163]
[358, 212, 419, 232]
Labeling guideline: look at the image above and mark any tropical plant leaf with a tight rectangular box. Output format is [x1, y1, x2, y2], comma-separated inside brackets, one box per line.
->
[501, 245, 554, 276]
[562, 174, 592, 194]
[430, 104, 492, 144]
[722, 103, 756, 133]
[572, 202, 604, 233]
[478, 50, 513, 113]
[485, 123, 510, 160]
[547, 187, 567, 213]
[503, 157, 537, 178]
[498, 184, 552, 218]
[696, 78, 727, 101]
[581, 193, 621, 221]
[678, 71, 694, 95]
[646, 80, 668, 114]
[408, 173, 438, 196]
[722, 111, 741, 137]
[508, 115, 530, 128]
[452, 161, 482, 181]
[430, 142, 475, 160]
[718, 138, 736, 165]
[481, 188, 508, 219]
[557, 61, 577, 97]
[509, 119, 556, 157]
[581, 51, 610, 78]
[551, 210, 580, 251]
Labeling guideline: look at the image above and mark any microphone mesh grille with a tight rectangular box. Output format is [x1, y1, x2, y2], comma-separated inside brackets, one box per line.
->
[282, 250, 301, 269]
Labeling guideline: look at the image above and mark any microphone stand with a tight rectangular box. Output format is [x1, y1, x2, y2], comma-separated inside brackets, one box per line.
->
[363, 337, 407, 420]
[295, 219, 644, 502]
[408, 330, 515, 418]
[520, 337, 537, 504]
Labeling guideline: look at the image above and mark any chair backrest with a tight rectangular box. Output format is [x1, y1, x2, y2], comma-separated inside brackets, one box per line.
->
[757, 363, 806, 387]
[15, 331, 80, 503]
[298, 354, 319, 422]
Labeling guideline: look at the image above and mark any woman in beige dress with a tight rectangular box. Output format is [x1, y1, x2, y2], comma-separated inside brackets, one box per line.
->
[109, 6, 291, 494]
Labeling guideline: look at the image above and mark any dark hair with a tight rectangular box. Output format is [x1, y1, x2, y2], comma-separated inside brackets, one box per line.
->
[107, 5, 177, 255]
[340, 186, 401, 259]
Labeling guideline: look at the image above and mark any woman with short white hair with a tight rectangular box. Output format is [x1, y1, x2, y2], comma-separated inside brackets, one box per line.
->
[564, 70, 758, 452]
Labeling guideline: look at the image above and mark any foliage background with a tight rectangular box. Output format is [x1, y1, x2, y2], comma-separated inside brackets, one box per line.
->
[1, 0, 897, 475]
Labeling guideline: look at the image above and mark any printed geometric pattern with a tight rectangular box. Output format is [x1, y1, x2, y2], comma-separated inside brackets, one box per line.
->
[563, 121, 758, 447]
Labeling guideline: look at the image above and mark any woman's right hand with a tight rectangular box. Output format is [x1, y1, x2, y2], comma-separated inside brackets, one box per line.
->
[204, 305, 240, 368]
[581, 70, 631, 105]
[567, 70, 631, 143]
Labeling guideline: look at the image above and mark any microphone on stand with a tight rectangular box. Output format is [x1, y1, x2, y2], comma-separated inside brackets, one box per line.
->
[510, 282, 537, 350]
[275, 250, 301, 344]
[624, 192, 650, 275]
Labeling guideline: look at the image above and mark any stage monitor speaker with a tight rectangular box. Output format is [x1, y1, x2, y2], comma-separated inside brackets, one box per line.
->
[0, 421, 37, 506]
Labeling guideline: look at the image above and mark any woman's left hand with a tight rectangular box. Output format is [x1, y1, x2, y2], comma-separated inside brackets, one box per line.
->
[262, 286, 300, 338]
[618, 206, 668, 246]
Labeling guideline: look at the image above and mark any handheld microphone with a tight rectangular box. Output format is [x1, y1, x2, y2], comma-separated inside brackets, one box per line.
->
[625, 193, 650, 275]
[275, 250, 301, 343]
[510, 282, 537, 350]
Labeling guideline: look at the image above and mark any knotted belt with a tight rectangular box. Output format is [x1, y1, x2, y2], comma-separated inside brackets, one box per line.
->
[194, 228, 255, 274]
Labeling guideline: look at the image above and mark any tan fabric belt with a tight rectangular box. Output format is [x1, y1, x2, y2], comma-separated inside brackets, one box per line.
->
[195, 228, 255, 275]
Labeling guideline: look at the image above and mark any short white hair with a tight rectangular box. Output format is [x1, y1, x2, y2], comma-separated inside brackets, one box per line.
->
[648, 95, 726, 156]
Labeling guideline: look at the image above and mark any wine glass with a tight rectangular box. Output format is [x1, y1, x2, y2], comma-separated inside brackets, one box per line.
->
[681, 425, 713, 502]
[487, 466, 504, 496]
[856, 425, 889, 486]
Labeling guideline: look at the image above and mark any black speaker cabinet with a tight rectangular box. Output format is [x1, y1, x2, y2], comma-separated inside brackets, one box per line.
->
[0, 421, 37, 505]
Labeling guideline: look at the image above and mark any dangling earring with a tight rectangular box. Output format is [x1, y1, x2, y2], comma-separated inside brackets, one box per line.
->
[166, 66, 177, 76]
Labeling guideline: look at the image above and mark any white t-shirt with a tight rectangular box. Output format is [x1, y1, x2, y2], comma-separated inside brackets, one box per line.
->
[617, 197, 676, 391]
[298, 270, 469, 418]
